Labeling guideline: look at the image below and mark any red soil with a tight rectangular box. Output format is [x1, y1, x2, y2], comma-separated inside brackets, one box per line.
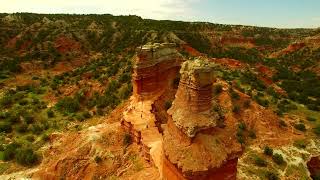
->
[256, 63, 274, 77]
[54, 36, 81, 54]
[220, 36, 255, 46]
[210, 58, 244, 69]
[181, 44, 202, 56]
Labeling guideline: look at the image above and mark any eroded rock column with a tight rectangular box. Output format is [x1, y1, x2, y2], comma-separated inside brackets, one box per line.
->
[162, 59, 242, 180]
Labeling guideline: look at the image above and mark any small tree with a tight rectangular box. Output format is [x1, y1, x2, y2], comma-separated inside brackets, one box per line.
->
[47, 109, 54, 118]
[243, 100, 251, 108]
[314, 125, 320, 136]
[272, 153, 285, 165]
[294, 123, 306, 132]
[254, 156, 267, 167]
[233, 105, 241, 114]
[15, 148, 38, 166]
[264, 146, 273, 156]
[164, 101, 172, 110]
[123, 133, 132, 146]
[214, 84, 223, 95]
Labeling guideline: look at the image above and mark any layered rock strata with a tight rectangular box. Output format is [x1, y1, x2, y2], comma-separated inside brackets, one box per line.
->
[133, 43, 182, 99]
[121, 43, 183, 175]
[163, 59, 242, 180]
[170, 59, 216, 137]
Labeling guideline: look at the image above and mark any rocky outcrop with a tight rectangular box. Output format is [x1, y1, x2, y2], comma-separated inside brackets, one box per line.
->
[162, 59, 242, 180]
[133, 43, 182, 99]
[168, 59, 217, 137]
[121, 43, 183, 176]
[308, 156, 320, 179]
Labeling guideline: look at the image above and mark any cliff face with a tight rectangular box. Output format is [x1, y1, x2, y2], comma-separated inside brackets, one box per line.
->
[162, 59, 242, 180]
[123, 57, 243, 179]
[132, 43, 182, 99]
[121, 43, 183, 176]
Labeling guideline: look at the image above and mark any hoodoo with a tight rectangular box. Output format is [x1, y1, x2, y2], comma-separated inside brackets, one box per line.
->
[162, 59, 242, 180]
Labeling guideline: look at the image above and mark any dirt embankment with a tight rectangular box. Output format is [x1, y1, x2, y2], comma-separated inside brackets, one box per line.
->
[31, 104, 160, 180]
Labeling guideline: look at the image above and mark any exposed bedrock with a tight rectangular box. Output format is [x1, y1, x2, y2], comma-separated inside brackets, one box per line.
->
[133, 43, 183, 99]
[308, 156, 320, 180]
[168, 59, 217, 138]
[175, 59, 215, 113]
[121, 43, 183, 177]
[163, 59, 242, 180]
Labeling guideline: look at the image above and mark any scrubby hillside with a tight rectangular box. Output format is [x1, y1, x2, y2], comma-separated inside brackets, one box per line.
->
[0, 13, 320, 179]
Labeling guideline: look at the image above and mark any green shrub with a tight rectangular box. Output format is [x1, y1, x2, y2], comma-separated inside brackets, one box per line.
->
[23, 114, 34, 124]
[0, 122, 12, 133]
[16, 123, 28, 133]
[25, 135, 35, 142]
[307, 116, 317, 122]
[0, 95, 13, 107]
[293, 139, 307, 149]
[94, 156, 102, 163]
[243, 100, 251, 108]
[172, 77, 180, 88]
[236, 128, 245, 145]
[3, 143, 20, 161]
[76, 111, 91, 121]
[55, 97, 80, 114]
[253, 155, 267, 167]
[233, 105, 241, 114]
[97, 108, 104, 116]
[15, 148, 38, 166]
[294, 123, 306, 132]
[47, 109, 54, 118]
[118, 73, 131, 83]
[264, 146, 273, 156]
[123, 133, 132, 146]
[164, 101, 172, 110]
[238, 122, 247, 131]
[272, 153, 285, 165]
[314, 125, 320, 136]
[30, 123, 43, 135]
[214, 84, 223, 95]
[41, 133, 50, 142]
[265, 171, 279, 180]
[82, 111, 91, 119]
[118, 84, 132, 100]
[18, 99, 29, 106]
[236, 135, 245, 145]
[230, 90, 240, 100]
[256, 97, 269, 107]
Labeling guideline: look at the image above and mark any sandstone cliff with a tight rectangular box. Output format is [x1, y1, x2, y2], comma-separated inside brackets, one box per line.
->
[162, 59, 242, 180]
[122, 43, 183, 177]
[132, 43, 182, 99]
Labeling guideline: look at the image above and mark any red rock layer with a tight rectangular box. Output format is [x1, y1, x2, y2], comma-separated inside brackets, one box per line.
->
[163, 60, 242, 179]
[132, 44, 183, 99]
[163, 154, 238, 180]
[133, 62, 181, 99]
[307, 156, 320, 179]
[174, 81, 212, 113]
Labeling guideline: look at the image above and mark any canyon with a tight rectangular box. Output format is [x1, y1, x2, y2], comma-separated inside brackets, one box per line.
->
[121, 43, 320, 180]
[121, 43, 243, 179]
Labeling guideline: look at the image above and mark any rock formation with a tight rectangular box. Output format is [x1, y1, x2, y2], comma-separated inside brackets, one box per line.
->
[121, 43, 183, 176]
[162, 59, 242, 180]
[132, 43, 182, 99]
[122, 45, 246, 180]
[170, 59, 216, 137]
